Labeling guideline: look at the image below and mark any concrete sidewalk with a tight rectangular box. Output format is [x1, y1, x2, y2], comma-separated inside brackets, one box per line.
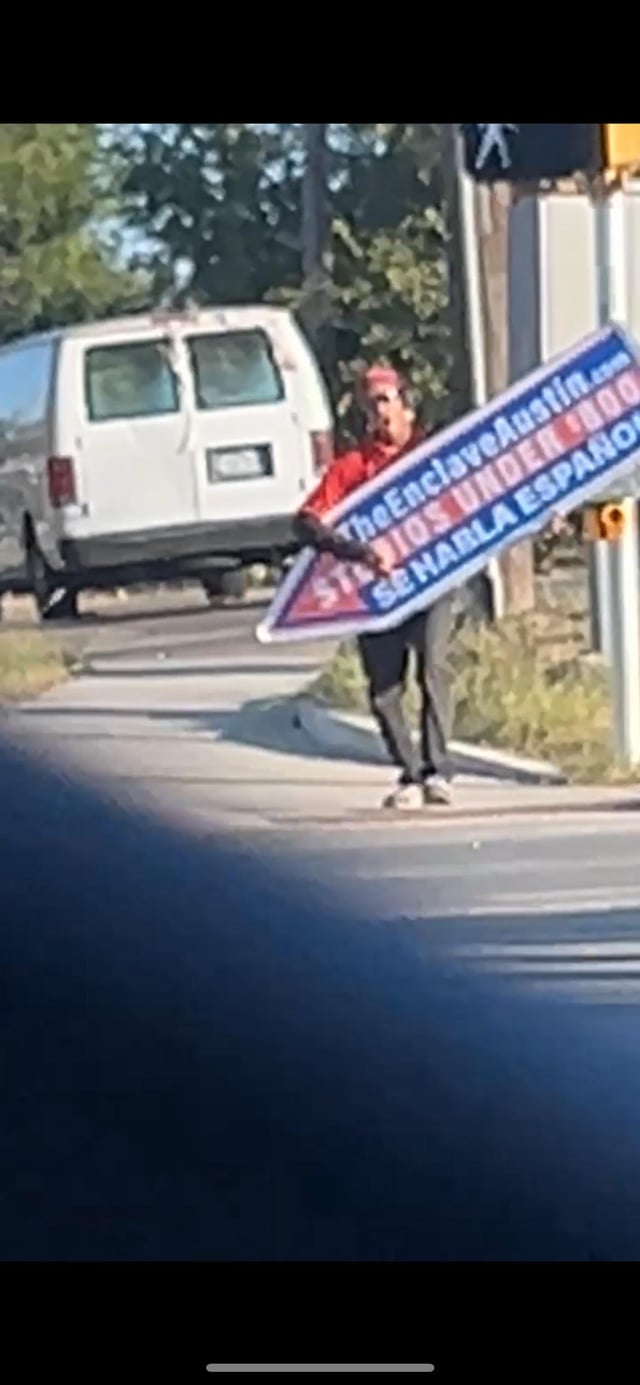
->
[6, 667, 640, 834]
[295, 697, 568, 785]
[291, 695, 640, 822]
[2, 588, 639, 832]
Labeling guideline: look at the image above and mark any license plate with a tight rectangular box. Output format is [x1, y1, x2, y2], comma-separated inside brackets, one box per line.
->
[207, 446, 271, 482]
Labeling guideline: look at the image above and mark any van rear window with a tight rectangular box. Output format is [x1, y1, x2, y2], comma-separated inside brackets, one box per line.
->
[85, 341, 180, 421]
[186, 329, 284, 411]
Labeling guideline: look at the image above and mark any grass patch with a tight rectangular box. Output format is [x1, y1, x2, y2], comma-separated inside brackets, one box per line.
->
[311, 597, 628, 784]
[0, 630, 76, 703]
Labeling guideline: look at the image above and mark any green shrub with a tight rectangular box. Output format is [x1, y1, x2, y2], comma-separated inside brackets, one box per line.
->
[311, 610, 620, 783]
[0, 631, 72, 702]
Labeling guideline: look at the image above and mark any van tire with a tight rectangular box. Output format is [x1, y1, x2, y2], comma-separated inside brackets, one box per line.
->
[25, 544, 78, 622]
[25, 544, 53, 619]
[43, 589, 80, 622]
[202, 569, 248, 603]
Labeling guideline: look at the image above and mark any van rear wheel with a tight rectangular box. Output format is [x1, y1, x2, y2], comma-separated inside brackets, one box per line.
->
[26, 545, 78, 622]
[26, 545, 52, 618]
[43, 589, 79, 622]
[202, 569, 248, 603]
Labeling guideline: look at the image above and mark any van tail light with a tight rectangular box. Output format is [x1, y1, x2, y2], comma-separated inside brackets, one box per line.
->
[310, 429, 333, 475]
[47, 456, 77, 508]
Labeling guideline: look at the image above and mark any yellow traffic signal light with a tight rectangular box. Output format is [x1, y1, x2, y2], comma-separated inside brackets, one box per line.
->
[582, 503, 627, 541]
[602, 124, 640, 172]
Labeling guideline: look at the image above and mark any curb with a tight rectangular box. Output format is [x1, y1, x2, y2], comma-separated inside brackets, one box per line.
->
[294, 696, 569, 787]
[264, 800, 640, 828]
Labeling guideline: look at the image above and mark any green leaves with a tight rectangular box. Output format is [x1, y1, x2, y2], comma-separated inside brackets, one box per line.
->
[0, 124, 145, 343]
[115, 123, 454, 424]
[115, 124, 302, 307]
[326, 124, 452, 425]
[0, 122, 456, 426]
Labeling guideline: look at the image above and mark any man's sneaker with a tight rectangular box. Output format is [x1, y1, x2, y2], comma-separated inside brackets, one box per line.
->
[423, 775, 452, 806]
[382, 781, 424, 811]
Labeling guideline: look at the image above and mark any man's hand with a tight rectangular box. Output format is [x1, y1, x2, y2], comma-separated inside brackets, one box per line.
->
[364, 545, 395, 578]
[548, 511, 571, 537]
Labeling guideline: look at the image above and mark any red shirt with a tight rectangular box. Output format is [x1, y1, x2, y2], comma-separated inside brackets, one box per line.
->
[299, 430, 425, 520]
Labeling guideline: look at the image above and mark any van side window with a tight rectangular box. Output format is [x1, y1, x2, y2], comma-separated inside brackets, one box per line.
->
[85, 341, 180, 421]
[186, 330, 284, 411]
[0, 341, 54, 436]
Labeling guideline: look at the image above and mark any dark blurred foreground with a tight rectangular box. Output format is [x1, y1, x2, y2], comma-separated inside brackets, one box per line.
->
[2, 733, 639, 1373]
[2, 730, 640, 1263]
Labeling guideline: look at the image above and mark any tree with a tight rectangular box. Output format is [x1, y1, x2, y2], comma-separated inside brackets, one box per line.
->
[115, 123, 455, 429]
[114, 124, 302, 308]
[324, 125, 452, 431]
[474, 179, 536, 613]
[300, 124, 330, 348]
[0, 124, 145, 344]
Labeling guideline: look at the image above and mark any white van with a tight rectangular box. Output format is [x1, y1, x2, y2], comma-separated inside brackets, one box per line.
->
[0, 304, 334, 617]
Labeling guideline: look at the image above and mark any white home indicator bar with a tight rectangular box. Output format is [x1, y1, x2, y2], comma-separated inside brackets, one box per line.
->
[206, 1368, 435, 1374]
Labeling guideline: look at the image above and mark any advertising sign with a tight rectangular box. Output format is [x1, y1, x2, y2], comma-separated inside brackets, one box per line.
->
[257, 324, 640, 644]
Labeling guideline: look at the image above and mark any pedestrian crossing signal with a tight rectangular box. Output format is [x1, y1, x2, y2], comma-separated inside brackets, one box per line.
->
[460, 124, 603, 184]
[461, 124, 640, 187]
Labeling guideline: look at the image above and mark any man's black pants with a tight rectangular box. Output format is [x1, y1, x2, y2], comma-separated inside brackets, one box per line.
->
[357, 595, 454, 784]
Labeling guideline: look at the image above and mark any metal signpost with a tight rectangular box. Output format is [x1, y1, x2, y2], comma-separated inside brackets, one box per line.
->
[459, 123, 640, 768]
[592, 179, 640, 764]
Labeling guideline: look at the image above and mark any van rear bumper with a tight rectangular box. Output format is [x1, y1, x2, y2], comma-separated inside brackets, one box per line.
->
[59, 515, 297, 575]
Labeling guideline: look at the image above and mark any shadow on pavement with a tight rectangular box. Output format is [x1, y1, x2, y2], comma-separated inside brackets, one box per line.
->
[11, 694, 563, 786]
[80, 662, 321, 680]
[10, 698, 327, 761]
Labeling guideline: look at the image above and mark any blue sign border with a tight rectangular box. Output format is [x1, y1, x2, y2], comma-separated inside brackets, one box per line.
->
[258, 322, 640, 644]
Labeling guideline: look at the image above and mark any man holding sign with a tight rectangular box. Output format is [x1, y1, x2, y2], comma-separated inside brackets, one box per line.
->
[293, 366, 455, 809]
[267, 325, 640, 806]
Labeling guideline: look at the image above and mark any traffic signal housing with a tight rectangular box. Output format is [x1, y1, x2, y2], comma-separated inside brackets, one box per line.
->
[602, 124, 640, 174]
[460, 123, 640, 185]
[460, 124, 603, 184]
[582, 503, 628, 542]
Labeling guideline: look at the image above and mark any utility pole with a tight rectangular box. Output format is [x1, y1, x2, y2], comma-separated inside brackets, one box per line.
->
[301, 124, 331, 352]
[591, 179, 640, 764]
[442, 123, 473, 417]
[446, 125, 504, 620]
[474, 178, 536, 613]
[589, 192, 615, 660]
